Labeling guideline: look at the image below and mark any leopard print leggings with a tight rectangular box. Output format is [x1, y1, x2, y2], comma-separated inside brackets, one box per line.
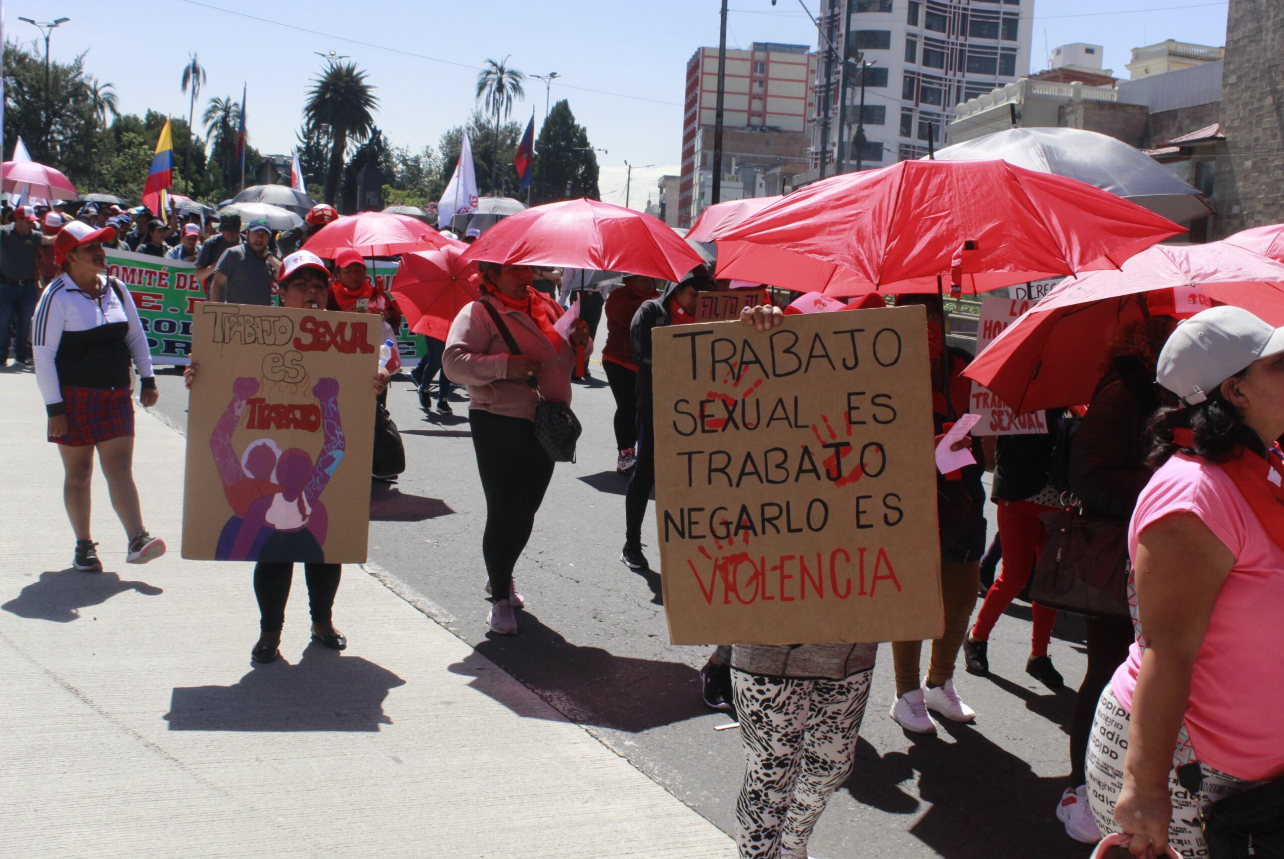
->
[732, 668, 873, 859]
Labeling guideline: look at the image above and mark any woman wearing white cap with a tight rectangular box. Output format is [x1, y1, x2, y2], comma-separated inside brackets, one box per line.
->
[31, 220, 166, 573]
[1086, 306, 1284, 858]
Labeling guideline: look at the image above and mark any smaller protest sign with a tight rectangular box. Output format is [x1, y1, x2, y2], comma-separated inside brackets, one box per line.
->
[695, 289, 771, 322]
[182, 303, 378, 564]
[969, 297, 1049, 437]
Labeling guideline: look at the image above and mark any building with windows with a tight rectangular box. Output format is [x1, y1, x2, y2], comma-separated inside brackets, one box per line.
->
[1126, 40, 1224, 80]
[677, 42, 818, 226]
[656, 175, 680, 227]
[804, 0, 1034, 175]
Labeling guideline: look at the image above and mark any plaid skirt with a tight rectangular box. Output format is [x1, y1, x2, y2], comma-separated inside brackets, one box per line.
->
[49, 386, 134, 446]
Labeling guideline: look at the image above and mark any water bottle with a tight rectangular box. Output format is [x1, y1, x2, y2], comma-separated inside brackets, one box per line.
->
[379, 339, 395, 371]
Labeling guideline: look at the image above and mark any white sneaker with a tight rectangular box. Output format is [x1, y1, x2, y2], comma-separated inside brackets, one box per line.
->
[1056, 785, 1104, 844]
[923, 679, 976, 723]
[890, 688, 939, 735]
[483, 579, 525, 609]
[487, 599, 518, 635]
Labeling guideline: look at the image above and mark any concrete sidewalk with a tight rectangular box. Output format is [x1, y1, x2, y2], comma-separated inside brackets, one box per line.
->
[0, 371, 736, 859]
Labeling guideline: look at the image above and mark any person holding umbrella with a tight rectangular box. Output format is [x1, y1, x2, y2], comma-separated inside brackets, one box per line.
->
[443, 261, 590, 635]
[31, 220, 166, 571]
[1086, 306, 1284, 858]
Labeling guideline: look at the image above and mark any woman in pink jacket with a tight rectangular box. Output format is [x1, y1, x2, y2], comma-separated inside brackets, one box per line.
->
[444, 262, 590, 635]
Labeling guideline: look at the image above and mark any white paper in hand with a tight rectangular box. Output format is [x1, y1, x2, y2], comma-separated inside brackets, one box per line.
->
[554, 297, 582, 342]
[935, 412, 981, 474]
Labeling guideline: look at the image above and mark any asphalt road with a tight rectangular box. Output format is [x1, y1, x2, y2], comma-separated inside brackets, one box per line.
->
[147, 360, 1094, 859]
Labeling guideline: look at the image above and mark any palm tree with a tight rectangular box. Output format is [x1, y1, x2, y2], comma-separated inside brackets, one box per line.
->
[180, 54, 207, 194]
[476, 57, 525, 192]
[303, 62, 378, 206]
[203, 96, 241, 195]
[87, 78, 119, 126]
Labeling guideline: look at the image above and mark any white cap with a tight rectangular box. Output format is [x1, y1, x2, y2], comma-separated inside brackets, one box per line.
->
[277, 250, 330, 284]
[465, 227, 482, 238]
[1157, 306, 1284, 405]
[183, 224, 201, 237]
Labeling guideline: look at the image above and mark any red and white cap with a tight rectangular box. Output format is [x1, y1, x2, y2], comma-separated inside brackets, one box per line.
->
[334, 248, 365, 270]
[305, 203, 339, 225]
[43, 212, 66, 231]
[54, 220, 117, 265]
[278, 250, 330, 283]
[13, 205, 39, 222]
[183, 223, 201, 237]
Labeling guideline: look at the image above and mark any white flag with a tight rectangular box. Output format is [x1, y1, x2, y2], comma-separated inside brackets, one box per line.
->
[290, 151, 306, 193]
[437, 130, 478, 228]
[10, 136, 46, 208]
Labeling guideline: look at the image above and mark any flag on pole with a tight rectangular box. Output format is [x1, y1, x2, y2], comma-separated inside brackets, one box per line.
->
[514, 113, 535, 190]
[290, 151, 306, 192]
[142, 119, 174, 218]
[237, 83, 247, 188]
[437, 130, 478, 228]
[9, 137, 45, 208]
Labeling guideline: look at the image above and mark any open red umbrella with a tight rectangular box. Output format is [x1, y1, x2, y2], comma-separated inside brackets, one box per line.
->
[715, 159, 1186, 294]
[686, 196, 781, 243]
[3, 160, 78, 200]
[962, 241, 1284, 414]
[390, 242, 481, 341]
[302, 211, 455, 258]
[1224, 223, 1284, 264]
[458, 198, 705, 282]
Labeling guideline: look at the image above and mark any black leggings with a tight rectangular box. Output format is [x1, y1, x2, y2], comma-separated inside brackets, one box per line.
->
[603, 361, 638, 452]
[253, 562, 341, 633]
[1070, 614, 1136, 785]
[470, 409, 556, 601]
[625, 404, 654, 544]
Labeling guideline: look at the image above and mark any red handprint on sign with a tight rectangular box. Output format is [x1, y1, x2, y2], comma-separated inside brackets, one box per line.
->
[809, 412, 862, 487]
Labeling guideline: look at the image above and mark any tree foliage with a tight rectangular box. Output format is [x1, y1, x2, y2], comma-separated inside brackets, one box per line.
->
[304, 61, 378, 206]
[531, 100, 600, 205]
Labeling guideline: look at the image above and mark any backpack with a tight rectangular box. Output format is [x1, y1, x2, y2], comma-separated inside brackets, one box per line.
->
[1047, 408, 1084, 496]
[372, 400, 405, 480]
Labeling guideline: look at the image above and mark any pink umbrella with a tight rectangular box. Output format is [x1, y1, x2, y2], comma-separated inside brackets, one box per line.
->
[1224, 223, 1284, 264]
[391, 242, 480, 341]
[302, 211, 456, 258]
[963, 241, 1284, 414]
[686, 196, 781, 243]
[3, 160, 78, 200]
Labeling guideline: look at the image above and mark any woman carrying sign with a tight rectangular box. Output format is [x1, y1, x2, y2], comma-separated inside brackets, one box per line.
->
[1086, 306, 1284, 858]
[32, 220, 166, 573]
[184, 251, 392, 663]
[443, 262, 590, 636]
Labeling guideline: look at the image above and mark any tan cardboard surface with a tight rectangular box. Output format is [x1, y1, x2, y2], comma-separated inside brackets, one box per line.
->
[652, 304, 944, 645]
[182, 303, 378, 563]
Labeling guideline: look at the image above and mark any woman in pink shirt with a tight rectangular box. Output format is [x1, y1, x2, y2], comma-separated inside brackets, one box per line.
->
[1086, 307, 1284, 858]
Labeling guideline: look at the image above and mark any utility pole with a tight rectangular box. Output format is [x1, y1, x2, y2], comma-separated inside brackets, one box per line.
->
[817, 1, 838, 180]
[623, 160, 654, 209]
[711, 0, 729, 205]
[833, 0, 852, 174]
[855, 61, 870, 172]
[18, 17, 70, 151]
[531, 72, 560, 203]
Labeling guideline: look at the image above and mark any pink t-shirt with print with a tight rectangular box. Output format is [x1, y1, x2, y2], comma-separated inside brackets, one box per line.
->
[1113, 452, 1284, 782]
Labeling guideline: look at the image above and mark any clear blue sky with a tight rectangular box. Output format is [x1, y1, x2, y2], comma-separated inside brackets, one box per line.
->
[7, 0, 1229, 208]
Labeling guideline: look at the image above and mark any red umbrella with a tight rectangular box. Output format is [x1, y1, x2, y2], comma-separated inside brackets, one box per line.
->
[686, 196, 781, 242]
[302, 211, 455, 258]
[458, 198, 705, 282]
[390, 242, 481, 341]
[1224, 223, 1284, 264]
[3, 160, 78, 200]
[715, 159, 1186, 293]
[962, 242, 1284, 414]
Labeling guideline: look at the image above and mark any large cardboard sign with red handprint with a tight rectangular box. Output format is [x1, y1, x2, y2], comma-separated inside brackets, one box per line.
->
[651, 304, 944, 645]
[181, 304, 379, 563]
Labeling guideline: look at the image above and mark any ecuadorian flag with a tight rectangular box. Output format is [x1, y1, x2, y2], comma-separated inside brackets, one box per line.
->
[142, 119, 174, 219]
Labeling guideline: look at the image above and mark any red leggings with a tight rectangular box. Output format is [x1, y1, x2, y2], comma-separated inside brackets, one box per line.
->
[971, 499, 1058, 658]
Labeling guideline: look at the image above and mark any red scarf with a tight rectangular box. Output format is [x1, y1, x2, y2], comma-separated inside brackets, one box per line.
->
[491, 286, 563, 353]
[1217, 443, 1284, 553]
[668, 296, 695, 326]
[329, 278, 378, 313]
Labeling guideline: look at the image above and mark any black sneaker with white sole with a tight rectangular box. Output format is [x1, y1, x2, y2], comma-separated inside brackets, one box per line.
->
[621, 541, 649, 571]
[73, 540, 103, 572]
[126, 531, 166, 565]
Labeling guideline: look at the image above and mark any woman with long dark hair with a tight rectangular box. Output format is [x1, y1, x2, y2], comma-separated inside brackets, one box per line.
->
[1086, 306, 1284, 857]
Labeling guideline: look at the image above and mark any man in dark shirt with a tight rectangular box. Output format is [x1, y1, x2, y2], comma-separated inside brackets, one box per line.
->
[210, 218, 279, 305]
[0, 206, 55, 366]
[135, 219, 170, 257]
[195, 211, 241, 295]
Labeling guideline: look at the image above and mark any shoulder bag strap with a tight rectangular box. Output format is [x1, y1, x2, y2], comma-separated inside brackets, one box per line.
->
[478, 297, 538, 389]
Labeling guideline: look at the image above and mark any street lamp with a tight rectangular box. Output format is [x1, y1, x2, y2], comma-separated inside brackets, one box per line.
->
[623, 160, 654, 210]
[18, 16, 70, 146]
[531, 72, 560, 201]
[313, 50, 350, 66]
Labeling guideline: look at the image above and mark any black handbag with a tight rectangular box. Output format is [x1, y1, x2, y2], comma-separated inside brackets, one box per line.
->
[1179, 763, 1284, 857]
[1030, 508, 1131, 618]
[372, 398, 405, 479]
[479, 297, 582, 463]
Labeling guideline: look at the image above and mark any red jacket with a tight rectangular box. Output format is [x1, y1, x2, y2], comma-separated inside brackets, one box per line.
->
[601, 283, 656, 371]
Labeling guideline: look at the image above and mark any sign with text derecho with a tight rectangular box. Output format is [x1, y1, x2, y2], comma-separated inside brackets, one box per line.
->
[651, 304, 944, 645]
[969, 297, 1049, 436]
[106, 250, 427, 365]
[182, 303, 378, 564]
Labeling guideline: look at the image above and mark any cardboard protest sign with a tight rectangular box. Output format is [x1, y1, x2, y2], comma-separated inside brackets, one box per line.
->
[651, 304, 944, 645]
[105, 249, 204, 365]
[969, 297, 1049, 436]
[181, 303, 378, 564]
[695, 289, 772, 322]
